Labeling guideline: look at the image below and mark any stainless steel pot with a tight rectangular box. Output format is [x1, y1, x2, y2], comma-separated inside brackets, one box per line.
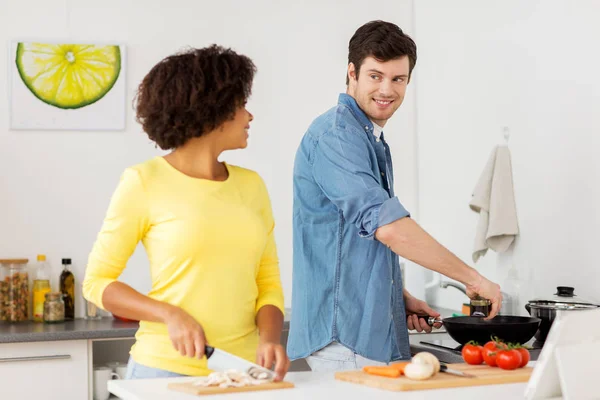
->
[525, 286, 600, 342]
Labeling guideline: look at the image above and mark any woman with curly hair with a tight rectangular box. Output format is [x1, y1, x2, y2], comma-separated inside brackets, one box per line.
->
[83, 45, 289, 380]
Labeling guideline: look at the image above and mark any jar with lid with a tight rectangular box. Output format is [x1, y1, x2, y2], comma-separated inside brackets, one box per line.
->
[0, 264, 6, 321]
[0, 259, 31, 322]
[43, 292, 65, 323]
[470, 297, 491, 317]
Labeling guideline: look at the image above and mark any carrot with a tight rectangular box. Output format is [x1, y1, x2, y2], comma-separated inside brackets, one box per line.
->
[362, 366, 401, 378]
[389, 361, 410, 374]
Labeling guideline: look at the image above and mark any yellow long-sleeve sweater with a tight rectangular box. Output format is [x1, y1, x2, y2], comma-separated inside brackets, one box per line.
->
[82, 157, 284, 376]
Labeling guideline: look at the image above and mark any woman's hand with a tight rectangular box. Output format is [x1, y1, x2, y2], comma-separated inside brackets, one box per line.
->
[256, 340, 290, 382]
[164, 306, 207, 359]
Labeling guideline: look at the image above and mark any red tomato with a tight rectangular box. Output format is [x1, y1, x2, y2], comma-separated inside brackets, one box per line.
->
[482, 346, 498, 367]
[484, 340, 507, 351]
[484, 341, 498, 350]
[516, 348, 530, 368]
[462, 344, 484, 365]
[496, 349, 523, 370]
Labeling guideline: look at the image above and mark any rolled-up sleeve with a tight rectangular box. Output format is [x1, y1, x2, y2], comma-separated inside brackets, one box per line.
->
[312, 126, 409, 239]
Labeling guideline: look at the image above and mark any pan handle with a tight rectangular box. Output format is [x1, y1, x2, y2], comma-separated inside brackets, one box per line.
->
[415, 315, 444, 327]
[426, 317, 443, 327]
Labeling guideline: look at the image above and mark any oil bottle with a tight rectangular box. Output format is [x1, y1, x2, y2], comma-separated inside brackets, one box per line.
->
[32, 254, 52, 322]
[59, 258, 75, 320]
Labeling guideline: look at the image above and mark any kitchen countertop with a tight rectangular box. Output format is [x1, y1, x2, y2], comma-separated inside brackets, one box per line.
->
[108, 371, 558, 400]
[0, 318, 140, 343]
[0, 309, 292, 344]
[0, 305, 452, 344]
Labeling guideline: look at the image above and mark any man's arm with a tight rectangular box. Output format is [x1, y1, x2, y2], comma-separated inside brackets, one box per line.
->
[376, 217, 502, 318]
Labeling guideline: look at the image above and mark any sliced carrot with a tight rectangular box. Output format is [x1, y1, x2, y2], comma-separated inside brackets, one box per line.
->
[362, 366, 401, 378]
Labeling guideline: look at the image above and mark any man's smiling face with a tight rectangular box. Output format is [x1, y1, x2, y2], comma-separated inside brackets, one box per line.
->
[347, 55, 410, 127]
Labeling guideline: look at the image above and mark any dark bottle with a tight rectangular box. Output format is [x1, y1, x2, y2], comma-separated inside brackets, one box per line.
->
[59, 258, 75, 320]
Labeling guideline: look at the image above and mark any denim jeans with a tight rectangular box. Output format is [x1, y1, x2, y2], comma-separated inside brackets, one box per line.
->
[305, 342, 389, 372]
[125, 357, 187, 379]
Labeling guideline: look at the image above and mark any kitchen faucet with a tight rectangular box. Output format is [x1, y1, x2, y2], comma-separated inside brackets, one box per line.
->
[439, 281, 468, 296]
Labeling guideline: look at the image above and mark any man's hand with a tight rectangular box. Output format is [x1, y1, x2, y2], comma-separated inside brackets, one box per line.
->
[404, 292, 441, 333]
[466, 274, 503, 319]
[256, 340, 290, 382]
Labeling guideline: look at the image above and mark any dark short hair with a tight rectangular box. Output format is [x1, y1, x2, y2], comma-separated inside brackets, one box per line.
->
[347, 20, 417, 85]
[135, 45, 256, 150]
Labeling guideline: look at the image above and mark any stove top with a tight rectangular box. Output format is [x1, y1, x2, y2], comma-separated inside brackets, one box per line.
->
[410, 338, 544, 364]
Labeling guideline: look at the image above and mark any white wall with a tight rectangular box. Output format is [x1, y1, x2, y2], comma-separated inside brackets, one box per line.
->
[413, 0, 600, 312]
[0, 0, 417, 314]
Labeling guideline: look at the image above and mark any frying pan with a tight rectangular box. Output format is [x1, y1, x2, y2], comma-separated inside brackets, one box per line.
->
[423, 315, 541, 345]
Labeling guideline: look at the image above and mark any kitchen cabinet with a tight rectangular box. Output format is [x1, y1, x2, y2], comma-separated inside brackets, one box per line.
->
[0, 313, 306, 398]
[0, 339, 89, 400]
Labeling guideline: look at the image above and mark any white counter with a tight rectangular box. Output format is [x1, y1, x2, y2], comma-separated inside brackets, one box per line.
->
[107, 371, 543, 400]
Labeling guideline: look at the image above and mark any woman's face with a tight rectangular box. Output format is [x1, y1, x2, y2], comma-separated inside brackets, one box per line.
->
[220, 104, 254, 150]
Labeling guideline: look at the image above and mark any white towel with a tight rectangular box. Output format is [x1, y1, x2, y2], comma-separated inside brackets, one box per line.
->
[470, 145, 519, 263]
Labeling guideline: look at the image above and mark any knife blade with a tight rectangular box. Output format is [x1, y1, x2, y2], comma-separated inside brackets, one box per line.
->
[205, 345, 274, 380]
[440, 364, 475, 378]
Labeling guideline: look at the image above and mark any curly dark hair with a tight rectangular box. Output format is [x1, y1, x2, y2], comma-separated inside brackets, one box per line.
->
[135, 45, 256, 150]
[347, 20, 417, 85]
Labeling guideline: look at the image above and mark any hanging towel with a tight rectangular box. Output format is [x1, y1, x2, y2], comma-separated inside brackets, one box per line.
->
[470, 145, 519, 263]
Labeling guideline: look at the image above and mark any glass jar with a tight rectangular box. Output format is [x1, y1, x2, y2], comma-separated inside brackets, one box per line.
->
[0, 259, 30, 322]
[0, 264, 6, 321]
[470, 297, 491, 317]
[84, 297, 101, 320]
[43, 292, 65, 323]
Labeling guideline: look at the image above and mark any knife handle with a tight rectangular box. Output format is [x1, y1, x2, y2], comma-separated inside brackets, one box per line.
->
[205, 345, 215, 359]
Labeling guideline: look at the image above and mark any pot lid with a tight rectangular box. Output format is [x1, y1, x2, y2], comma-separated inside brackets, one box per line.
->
[528, 286, 600, 309]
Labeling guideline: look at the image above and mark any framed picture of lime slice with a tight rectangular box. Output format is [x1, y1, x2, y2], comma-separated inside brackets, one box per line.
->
[9, 41, 126, 131]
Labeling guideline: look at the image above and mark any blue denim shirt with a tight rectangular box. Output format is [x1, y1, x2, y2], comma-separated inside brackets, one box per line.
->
[288, 93, 412, 362]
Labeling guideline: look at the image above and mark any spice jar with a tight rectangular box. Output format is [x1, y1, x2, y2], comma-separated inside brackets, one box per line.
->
[0, 265, 6, 321]
[470, 297, 491, 317]
[43, 292, 65, 323]
[0, 259, 30, 322]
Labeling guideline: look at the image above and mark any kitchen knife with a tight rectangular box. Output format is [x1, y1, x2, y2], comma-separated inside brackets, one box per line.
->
[205, 345, 274, 381]
[440, 364, 475, 378]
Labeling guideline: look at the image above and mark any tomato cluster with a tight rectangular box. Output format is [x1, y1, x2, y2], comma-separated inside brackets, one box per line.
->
[461, 338, 530, 370]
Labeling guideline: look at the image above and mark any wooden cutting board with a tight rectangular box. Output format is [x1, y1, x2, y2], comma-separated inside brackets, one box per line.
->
[168, 380, 294, 396]
[335, 364, 533, 391]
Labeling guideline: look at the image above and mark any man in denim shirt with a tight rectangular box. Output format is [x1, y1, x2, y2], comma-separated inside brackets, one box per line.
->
[288, 20, 503, 371]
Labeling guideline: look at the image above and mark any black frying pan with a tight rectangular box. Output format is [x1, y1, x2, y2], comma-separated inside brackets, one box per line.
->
[423, 315, 541, 345]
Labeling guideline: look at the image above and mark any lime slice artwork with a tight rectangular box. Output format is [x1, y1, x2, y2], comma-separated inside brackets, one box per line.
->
[15, 43, 121, 110]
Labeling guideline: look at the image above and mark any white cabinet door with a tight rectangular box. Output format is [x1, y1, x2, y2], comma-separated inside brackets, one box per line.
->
[0, 340, 89, 400]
